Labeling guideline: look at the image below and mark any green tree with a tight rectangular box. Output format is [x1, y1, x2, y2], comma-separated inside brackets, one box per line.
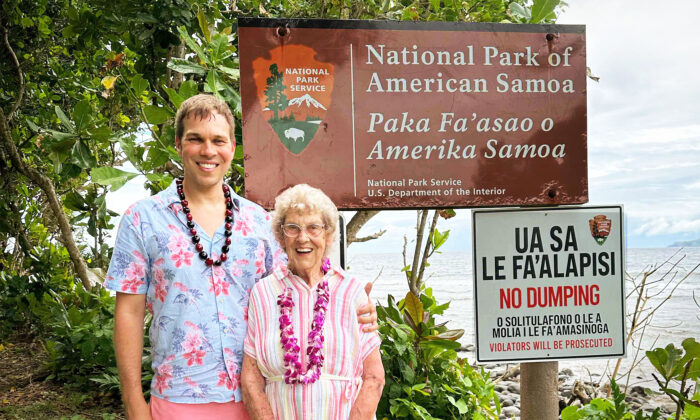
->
[265, 63, 289, 121]
[0, 0, 566, 406]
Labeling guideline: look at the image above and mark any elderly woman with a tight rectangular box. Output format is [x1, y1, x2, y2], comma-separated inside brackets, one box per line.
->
[241, 184, 384, 419]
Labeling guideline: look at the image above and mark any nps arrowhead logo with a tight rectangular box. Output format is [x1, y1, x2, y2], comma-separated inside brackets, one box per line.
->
[252, 45, 334, 154]
[589, 215, 612, 245]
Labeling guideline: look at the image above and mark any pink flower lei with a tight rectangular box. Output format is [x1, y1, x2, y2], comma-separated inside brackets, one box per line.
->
[277, 258, 331, 385]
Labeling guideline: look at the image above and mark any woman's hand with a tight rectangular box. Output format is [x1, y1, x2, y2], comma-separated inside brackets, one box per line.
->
[356, 282, 379, 332]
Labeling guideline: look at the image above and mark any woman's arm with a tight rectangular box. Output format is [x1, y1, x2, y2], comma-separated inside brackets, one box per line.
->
[349, 348, 385, 420]
[241, 354, 275, 420]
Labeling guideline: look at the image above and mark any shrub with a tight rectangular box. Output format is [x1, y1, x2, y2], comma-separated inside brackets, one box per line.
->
[377, 288, 499, 419]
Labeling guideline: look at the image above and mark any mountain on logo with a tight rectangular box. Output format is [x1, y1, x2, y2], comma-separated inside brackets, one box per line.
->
[288, 94, 327, 110]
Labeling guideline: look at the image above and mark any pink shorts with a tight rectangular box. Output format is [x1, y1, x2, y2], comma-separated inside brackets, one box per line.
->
[150, 395, 251, 420]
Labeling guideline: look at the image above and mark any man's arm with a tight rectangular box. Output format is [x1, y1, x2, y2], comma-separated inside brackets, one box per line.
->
[349, 348, 385, 420]
[356, 282, 379, 332]
[241, 354, 274, 420]
[114, 292, 151, 420]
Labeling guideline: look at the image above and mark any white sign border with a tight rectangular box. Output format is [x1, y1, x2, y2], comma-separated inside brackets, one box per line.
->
[471, 205, 627, 363]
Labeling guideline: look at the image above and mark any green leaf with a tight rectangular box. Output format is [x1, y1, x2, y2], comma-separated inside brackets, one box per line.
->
[45, 129, 77, 142]
[91, 167, 139, 191]
[146, 146, 171, 168]
[560, 406, 582, 420]
[432, 229, 450, 250]
[404, 291, 424, 327]
[684, 393, 700, 418]
[218, 65, 240, 80]
[144, 105, 173, 125]
[72, 100, 91, 131]
[55, 105, 75, 133]
[210, 34, 234, 64]
[647, 344, 684, 380]
[197, 10, 211, 42]
[205, 70, 223, 96]
[530, 0, 560, 23]
[420, 339, 461, 350]
[130, 75, 149, 96]
[167, 58, 207, 76]
[429, 0, 440, 13]
[164, 87, 185, 108]
[63, 192, 88, 211]
[447, 395, 469, 414]
[71, 140, 97, 169]
[87, 126, 112, 142]
[687, 358, 700, 381]
[434, 329, 465, 341]
[508, 3, 530, 21]
[119, 136, 138, 165]
[145, 173, 173, 188]
[177, 26, 210, 65]
[179, 80, 199, 99]
[26, 118, 40, 132]
[681, 338, 700, 362]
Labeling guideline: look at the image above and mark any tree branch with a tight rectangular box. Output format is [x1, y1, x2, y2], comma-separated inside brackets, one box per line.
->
[346, 210, 382, 245]
[352, 230, 387, 243]
[2, 25, 25, 123]
[409, 210, 428, 295]
[0, 107, 92, 290]
[416, 210, 439, 288]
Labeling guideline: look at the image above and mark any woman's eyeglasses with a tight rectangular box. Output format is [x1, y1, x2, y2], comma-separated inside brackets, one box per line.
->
[282, 223, 326, 238]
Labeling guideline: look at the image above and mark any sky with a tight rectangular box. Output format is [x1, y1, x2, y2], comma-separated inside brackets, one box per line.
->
[107, 0, 700, 251]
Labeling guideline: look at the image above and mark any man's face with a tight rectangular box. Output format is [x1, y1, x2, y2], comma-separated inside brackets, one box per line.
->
[176, 111, 235, 190]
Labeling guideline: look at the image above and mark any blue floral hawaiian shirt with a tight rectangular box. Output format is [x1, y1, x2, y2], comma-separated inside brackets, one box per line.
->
[105, 180, 286, 403]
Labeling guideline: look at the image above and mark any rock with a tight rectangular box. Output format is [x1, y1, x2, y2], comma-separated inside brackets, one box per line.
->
[507, 383, 521, 394]
[640, 403, 656, 412]
[502, 406, 520, 418]
[559, 368, 574, 376]
[629, 385, 646, 395]
[660, 402, 677, 414]
[495, 384, 507, 392]
[501, 398, 514, 407]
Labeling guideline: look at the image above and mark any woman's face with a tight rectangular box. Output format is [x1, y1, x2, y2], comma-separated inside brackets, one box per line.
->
[282, 210, 328, 281]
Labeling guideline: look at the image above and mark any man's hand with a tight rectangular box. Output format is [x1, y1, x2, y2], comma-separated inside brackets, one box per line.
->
[357, 282, 379, 333]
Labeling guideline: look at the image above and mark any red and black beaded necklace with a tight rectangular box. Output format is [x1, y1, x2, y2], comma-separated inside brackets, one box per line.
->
[176, 177, 234, 267]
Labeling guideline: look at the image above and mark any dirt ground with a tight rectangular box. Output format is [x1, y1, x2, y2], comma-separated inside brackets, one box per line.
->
[0, 335, 124, 420]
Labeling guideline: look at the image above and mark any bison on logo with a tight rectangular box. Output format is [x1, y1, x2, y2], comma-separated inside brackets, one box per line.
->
[589, 215, 612, 245]
[252, 45, 334, 154]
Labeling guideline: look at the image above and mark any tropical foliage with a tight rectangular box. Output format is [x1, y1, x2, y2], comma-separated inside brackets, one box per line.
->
[562, 339, 700, 420]
[1, 0, 565, 415]
[378, 288, 499, 419]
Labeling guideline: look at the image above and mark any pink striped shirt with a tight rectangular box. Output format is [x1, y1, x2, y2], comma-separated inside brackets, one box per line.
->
[244, 265, 381, 419]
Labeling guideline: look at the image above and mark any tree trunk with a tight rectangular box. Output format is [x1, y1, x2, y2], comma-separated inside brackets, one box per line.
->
[0, 108, 93, 290]
[167, 44, 185, 90]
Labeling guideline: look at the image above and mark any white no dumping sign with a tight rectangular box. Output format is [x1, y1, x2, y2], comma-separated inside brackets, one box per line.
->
[472, 206, 626, 363]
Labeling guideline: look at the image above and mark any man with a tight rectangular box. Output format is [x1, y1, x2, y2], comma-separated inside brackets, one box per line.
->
[105, 94, 377, 419]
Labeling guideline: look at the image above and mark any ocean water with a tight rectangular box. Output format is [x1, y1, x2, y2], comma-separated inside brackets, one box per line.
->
[345, 247, 700, 387]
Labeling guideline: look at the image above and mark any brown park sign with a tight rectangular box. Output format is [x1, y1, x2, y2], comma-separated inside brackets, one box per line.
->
[238, 18, 587, 210]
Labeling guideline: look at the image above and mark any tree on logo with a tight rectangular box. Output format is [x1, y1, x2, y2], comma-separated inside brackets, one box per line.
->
[264, 64, 288, 121]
